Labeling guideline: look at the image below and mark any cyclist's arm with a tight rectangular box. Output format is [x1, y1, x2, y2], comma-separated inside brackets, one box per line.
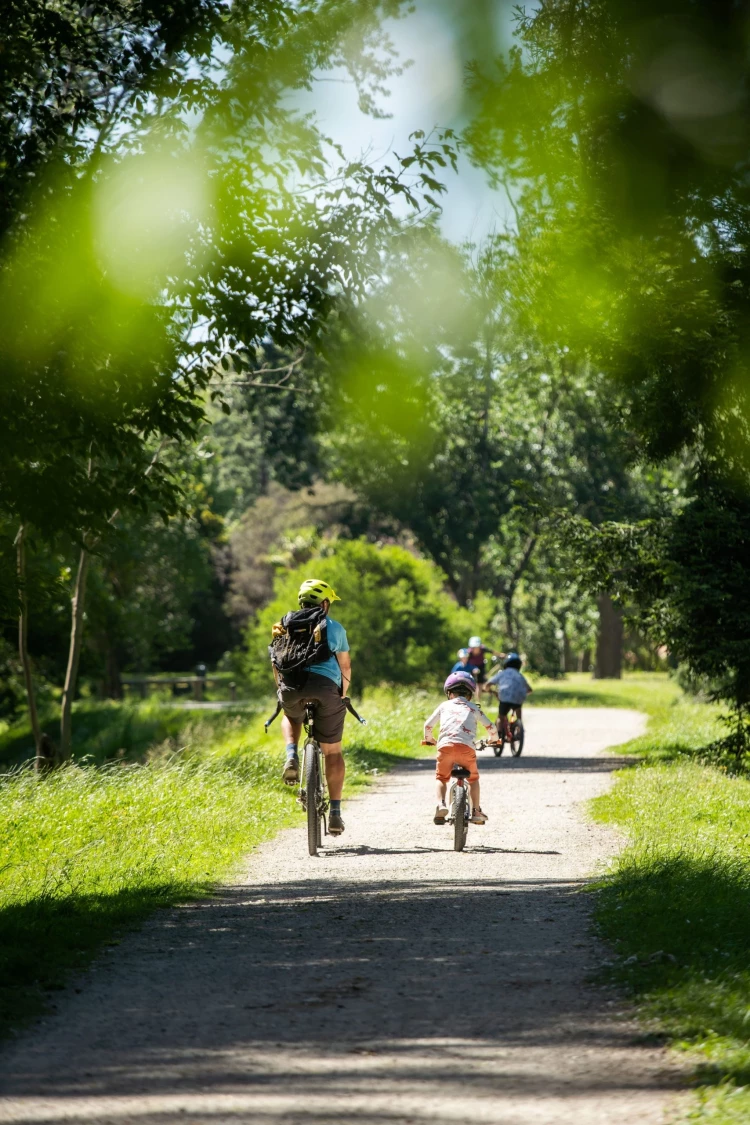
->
[336, 650, 352, 696]
[423, 704, 442, 744]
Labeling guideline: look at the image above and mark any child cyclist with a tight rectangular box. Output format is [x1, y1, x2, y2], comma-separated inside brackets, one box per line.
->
[488, 652, 533, 738]
[422, 671, 499, 826]
[450, 647, 472, 674]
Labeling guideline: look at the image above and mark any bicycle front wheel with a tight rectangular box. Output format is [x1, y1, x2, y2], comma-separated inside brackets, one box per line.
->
[453, 786, 468, 852]
[305, 742, 321, 856]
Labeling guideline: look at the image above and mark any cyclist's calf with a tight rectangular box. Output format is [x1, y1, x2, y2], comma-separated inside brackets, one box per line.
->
[320, 742, 345, 800]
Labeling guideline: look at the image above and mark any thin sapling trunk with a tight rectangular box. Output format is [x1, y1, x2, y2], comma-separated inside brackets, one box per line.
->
[60, 545, 90, 760]
[16, 525, 47, 770]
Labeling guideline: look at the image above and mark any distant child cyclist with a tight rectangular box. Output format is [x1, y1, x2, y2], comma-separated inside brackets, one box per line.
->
[450, 647, 472, 674]
[488, 652, 532, 738]
[422, 671, 499, 826]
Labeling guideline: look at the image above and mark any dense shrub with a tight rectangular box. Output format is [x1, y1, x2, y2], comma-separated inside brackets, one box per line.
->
[243, 539, 471, 693]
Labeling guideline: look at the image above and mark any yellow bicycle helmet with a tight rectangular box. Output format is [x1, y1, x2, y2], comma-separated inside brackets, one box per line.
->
[298, 578, 340, 606]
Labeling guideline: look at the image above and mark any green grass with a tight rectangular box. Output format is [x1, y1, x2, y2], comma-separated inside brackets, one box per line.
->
[0, 688, 426, 1038]
[0, 699, 234, 769]
[530, 669, 682, 713]
[590, 688, 750, 1121]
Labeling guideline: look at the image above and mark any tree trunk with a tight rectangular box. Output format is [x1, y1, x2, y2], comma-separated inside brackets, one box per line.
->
[16, 525, 47, 769]
[103, 643, 122, 700]
[594, 594, 623, 679]
[60, 546, 90, 761]
[502, 595, 520, 650]
[563, 626, 574, 673]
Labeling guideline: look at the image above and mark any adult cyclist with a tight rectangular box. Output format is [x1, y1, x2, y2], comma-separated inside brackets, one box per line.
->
[275, 579, 351, 836]
[466, 636, 504, 692]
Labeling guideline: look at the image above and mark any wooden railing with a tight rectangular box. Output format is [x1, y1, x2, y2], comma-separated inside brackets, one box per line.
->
[120, 677, 237, 702]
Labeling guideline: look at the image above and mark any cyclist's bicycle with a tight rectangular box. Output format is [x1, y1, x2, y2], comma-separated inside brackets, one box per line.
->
[495, 707, 524, 757]
[265, 695, 366, 856]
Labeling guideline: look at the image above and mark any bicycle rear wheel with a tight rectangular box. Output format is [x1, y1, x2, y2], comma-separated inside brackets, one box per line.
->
[510, 720, 524, 757]
[305, 742, 321, 856]
[453, 786, 468, 851]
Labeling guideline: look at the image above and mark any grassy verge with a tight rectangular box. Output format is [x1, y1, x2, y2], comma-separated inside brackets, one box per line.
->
[0, 699, 230, 769]
[0, 688, 426, 1039]
[530, 670, 683, 713]
[584, 680, 750, 1122]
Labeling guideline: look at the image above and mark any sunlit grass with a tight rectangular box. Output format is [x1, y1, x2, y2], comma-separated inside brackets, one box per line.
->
[530, 670, 681, 712]
[594, 735, 750, 1121]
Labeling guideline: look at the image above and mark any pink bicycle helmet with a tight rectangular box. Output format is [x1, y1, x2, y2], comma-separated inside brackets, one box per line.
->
[444, 671, 476, 697]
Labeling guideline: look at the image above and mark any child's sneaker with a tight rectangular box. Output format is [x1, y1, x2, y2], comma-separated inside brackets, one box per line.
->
[470, 807, 488, 824]
[434, 804, 449, 824]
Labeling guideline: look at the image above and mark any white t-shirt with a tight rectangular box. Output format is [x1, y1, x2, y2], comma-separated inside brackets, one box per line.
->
[424, 697, 495, 750]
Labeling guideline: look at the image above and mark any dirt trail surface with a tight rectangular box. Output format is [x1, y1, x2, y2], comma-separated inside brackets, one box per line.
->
[0, 707, 687, 1125]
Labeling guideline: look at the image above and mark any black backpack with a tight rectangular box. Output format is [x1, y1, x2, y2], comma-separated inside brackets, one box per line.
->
[269, 605, 332, 688]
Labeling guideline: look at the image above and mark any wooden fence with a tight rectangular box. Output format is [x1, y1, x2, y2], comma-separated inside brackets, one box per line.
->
[120, 677, 237, 702]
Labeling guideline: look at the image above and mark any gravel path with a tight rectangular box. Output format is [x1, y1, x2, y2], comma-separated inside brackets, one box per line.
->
[0, 707, 687, 1125]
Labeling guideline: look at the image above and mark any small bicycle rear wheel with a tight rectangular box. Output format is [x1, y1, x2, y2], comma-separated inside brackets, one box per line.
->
[510, 720, 525, 757]
[305, 742, 321, 856]
[453, 786, 468, 852]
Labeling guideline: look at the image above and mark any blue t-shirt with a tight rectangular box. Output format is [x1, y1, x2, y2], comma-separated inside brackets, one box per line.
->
[488, 667, 530, 704]
[451, 660, 473, 674]
[309, 617, 349, 687]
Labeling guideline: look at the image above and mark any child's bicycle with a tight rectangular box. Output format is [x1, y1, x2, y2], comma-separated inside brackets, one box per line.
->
[423, 738, 499, 851]
[495, 708, 524, 757]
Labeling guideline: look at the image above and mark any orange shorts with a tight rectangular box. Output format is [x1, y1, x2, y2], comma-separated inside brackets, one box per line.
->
[436, 743, 479, 784]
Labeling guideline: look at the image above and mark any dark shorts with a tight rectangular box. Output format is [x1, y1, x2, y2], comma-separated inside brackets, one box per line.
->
[277, 672, 346, 744]
[499, 701, 523, 717]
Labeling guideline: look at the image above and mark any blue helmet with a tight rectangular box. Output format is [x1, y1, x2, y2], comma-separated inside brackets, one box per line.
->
[457, 647, 469, 660]
[504, 652, 522, 669]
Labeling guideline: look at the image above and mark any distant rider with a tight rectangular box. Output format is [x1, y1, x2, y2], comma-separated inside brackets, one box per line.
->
[488, 652, 532, 738]
[465, 635, 504, 689]
[273, 579, 351, 836]
[450, 647, 472, 674]
[422, 671, 498, 826]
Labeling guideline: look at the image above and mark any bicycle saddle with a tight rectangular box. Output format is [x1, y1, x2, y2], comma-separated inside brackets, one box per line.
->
[450, 764, 471, 779]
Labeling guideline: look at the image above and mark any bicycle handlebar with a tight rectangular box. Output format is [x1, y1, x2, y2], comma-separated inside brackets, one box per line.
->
[343, 697, 367, 725]
[264, 700, 282, 732]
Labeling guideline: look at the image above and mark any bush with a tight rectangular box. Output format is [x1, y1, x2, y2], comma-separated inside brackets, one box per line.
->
[243, 538, 470, 693]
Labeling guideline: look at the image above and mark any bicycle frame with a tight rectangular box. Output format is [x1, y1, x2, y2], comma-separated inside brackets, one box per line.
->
[499, 706, 519, 739]
[447, 773, 468, 818]
[299, 702, 328, 820]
